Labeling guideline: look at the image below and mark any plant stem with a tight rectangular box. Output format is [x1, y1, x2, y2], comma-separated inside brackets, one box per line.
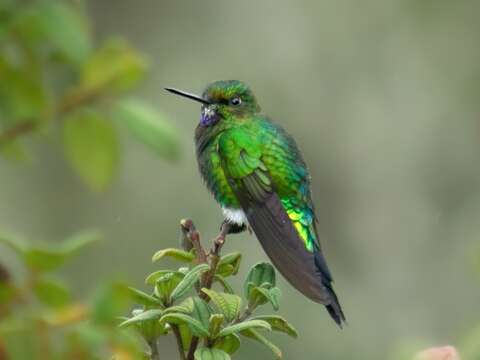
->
[149, 339, 160, 360]
[181, 220, 231, 360]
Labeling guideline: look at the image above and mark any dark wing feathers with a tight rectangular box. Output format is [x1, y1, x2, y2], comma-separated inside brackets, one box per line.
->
[224, 156, 345, 326]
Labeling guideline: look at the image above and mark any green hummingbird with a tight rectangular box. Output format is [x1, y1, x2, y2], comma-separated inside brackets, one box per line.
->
[166, 80, 345, 326]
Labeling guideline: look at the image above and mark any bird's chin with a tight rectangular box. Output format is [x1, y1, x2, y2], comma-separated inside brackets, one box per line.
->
[199, 112, 220, 127]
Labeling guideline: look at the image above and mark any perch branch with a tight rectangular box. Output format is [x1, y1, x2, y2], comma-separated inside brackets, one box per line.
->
[179, 220, 232, 360]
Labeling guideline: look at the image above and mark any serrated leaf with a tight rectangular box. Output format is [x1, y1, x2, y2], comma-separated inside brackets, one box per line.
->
[213, 333, 241, 355]
[209, 314, 225, 337]
[169, 263, 210, 301]
[194, 347, 231, 360]
[244, 262, 276, 299]
[114, 99, 179, 160]
[159, 313, 209, 337]
[63, 110, 119, 191]
[201, 288, 242, 322]
[151, 248, 195, 263]
[119, 309, 163, 328]
[33, 276, 71, 308]
[250, 286, 281, 311]
[191, 296, 211, 330]
[163, 297, 194, 314]
[240, 328, 282, 359]
[213, 275, 234, 294]
[154, 272, 185, 303]
[127, 287, 163, 307]
[36, 1, 91, 65]
[145, 270, 172, 285]
[216, 252, 242, 277]
[251, 316, 297, 338]
[218, 320, 271, 337]
[81, 38, 147, 92]
[269, 287, 281, 310]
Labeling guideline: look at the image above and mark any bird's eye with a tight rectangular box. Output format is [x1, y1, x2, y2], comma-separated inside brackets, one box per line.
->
[230, 97, 242, 106]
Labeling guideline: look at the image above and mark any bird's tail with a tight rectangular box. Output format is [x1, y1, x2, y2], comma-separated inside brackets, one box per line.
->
[324, 283, 346, 327]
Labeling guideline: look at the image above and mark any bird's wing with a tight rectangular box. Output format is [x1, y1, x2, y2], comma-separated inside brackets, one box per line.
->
[217, 127, 345, 325]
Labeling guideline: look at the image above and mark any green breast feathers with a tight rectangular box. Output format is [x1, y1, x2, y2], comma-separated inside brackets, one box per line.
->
[195, 117, 318, 252]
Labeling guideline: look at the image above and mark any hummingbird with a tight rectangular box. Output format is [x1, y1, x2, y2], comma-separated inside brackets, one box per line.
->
[165, 80, 345, 326]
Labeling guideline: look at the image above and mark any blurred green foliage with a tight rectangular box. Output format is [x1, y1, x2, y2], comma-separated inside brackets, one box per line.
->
[0, 0, 179, 190]
[0, 231, 145, 359]
[1, 0, 480, 359]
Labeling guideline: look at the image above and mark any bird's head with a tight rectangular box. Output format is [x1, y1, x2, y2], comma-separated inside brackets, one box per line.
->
[166, 80, 260, 127]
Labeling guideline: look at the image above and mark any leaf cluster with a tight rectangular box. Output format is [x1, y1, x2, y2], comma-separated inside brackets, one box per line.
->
[122, 220, 298, 360]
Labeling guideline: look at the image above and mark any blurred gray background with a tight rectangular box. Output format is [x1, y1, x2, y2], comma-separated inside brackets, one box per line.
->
[2, 1, 480, 359]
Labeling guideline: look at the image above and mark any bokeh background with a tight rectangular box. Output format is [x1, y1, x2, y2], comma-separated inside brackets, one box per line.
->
[2, 1, 480, 359]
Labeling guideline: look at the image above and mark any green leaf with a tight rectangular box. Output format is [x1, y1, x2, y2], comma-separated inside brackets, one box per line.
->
[251, 315, 297, 338]
[90, 282, 132, 325]
[169, 263, 210, 301]
[208, 314, 225, 337]
[0, 45, 47, 119]
[194, 347, 231, 360]
[244, 262, 276, 299]
[179, 323, 192, 349]
[114, 99, 180, 160]
[152, 248, 195, 263]
[201, 288, 242, 322]
[159, 313, 209, 337]
[218, 320, 271, 337]
[191, 296, 212, 330]
[163, 297, 194, 314]
[240, 328, 282, 359]
[59, 230, 101, 254]
[81, 38, 147, 92]
[145, 270, 173, 285]
[119, 309, 163, 328]
[213, 275, 234, 294]
[26, 230, 99, 272]
[154, 272, 185, 303]
[0, 231, 27, 254]
[213, 333, 241, 355]
[118, 309, 167, 341]
[127, 287, 163, 307]
[0, 230, 99, 272]
[33, 276, 71, 308]
[63, 110, 119, 191]
[35, 1, 91, 65]
[216, 252, 242, 277]
[249, 286, 281, 311]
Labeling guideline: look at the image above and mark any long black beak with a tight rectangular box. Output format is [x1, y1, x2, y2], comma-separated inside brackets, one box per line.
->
[165, 87, 211, 105]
